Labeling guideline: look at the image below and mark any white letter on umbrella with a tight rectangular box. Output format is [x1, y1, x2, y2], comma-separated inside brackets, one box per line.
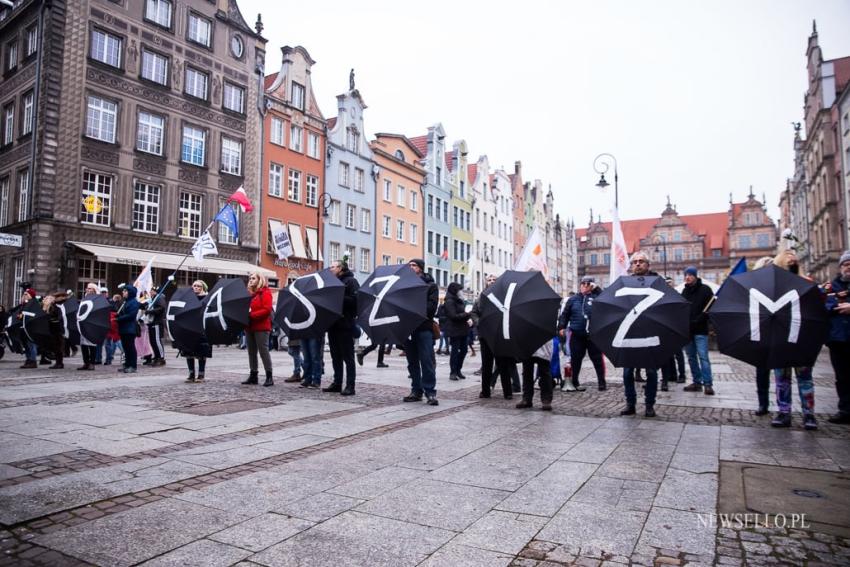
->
[369, 275, 400, 327]
[77, 300, 92, 342]
[748, 289, 800, 343]
[166, 301, 185, 341]
[486, 282, 517, 339]
[203, 287, 226, 331]
[286, 274, 321, 330]
[612, 287, 664, 348]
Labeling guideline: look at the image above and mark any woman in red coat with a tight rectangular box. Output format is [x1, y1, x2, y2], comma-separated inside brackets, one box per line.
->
[242, 272, 274, 386]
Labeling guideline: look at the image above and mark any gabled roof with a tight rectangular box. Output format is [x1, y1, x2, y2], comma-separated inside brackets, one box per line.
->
[445, 151, 454, 171]
[408, 135, 428, 157]
[264, 73, 278, 90]
[468, 164, 478, 185]
[371, 133, 425, 159]
[326, 117, 337, 130]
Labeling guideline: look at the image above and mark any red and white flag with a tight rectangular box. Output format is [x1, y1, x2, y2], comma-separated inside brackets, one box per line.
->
[609, 206, 629, 283]
[229, 186, 253, 213]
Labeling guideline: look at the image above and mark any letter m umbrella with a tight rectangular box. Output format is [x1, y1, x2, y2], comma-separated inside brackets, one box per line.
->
[708, 264, 829, 368]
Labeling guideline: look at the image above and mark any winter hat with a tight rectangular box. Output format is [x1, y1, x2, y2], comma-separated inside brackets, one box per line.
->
[580, 276, 595, 284]
[684, 266, 698, 277]
[25, 288, 36, 298]
[840, 251, 850, 266]
[410, 258, 425, 271]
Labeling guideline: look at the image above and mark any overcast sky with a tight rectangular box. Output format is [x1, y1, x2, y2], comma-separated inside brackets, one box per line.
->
[238, 0, 850, 228]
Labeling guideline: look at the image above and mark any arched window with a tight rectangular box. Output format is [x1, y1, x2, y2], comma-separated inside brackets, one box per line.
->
[394, 149, 405, 162]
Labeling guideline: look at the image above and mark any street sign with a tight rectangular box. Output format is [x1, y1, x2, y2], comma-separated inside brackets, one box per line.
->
[0, 233, 22, 247]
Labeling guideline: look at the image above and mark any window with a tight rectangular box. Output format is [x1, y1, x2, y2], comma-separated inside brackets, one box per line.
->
[76, 258, 107, 298]
[436, 166, 441, 185]
[80, 171, 111, 226]
[136, 111, 165, 155]
[338, 162, 350, 187]
[270, 117, 284, 145]
[25, 26, 38, 58]
[329, 242, 341, 263]
[306, 175, 318, 206]
[178, 191, 202, 238]
[344, 245, 356, 270]
[674, 248, 683, 262]
[410, 192, 418, 211]
[141, 49, 168, 85]
[16, 169, 29, 221]
[345, 204, 356, 229]
[465, 212, 470, 231]
[756, 233, 771, 248]
[218, 202, 238, 244]
[383, 179, 391, 202]
[307, 131, 320, 158]
[145, 0, 173, 28]
[382, 255, 391, 266]
[359, 249, 371, 272]
[268, 163, 283, 197]
[291, 82, 305, 110]
[287, 169, 301, 201]
[220, 137, 242, 175]
[453, 206, 459, 227]
[289, 124, 302, 152]
[360, 209, 371, 233]
[382, 215, 391, 238]
[328, 200, 340, 225]
[2, 103, 13, 145]
[346, 127, 359, 152]
[85, 95, 117, 143]
[5, 40, 17, 72]
[354, 168, 364, 193]
[398, 257, 406, 266]
[738, 235, 752, 249]
[0, 176, 8, 226]
[397, 185, 405, 207]
[90, 28, 122, 68]
[427, 230, 434, 254]
[185, 67, 209, 100]
[223, 83, 244, 113]
[442, 201, 449, 222]
[590, 254, 598, 266]
[410, 224, 418, 245]
[396, 220, 405, 241]
[394, 149, 405, 161]
[132, 181, 160, 233]
[427, 195, 433, 217]
[181, 125, 205, 165]
[187, 12, 212, 47]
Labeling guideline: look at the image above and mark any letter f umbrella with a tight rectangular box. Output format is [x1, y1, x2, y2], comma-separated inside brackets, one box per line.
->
[707, 264, 829, 367]
[357, 264, 429, 345]
[274, 269, 345, 339]
[478, 270, 561, 360]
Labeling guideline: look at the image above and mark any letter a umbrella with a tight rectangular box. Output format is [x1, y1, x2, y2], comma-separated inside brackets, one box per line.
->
[478, 270, 561, 360]
[166, 287, 204, 353]
[589, 275, 690, 368]
[357, 264, 429, 345]
[76, 294, 112, 346]
[203, 278, 251, 345]
[274, 269, 344, 339]
[707, 264, 829, 368]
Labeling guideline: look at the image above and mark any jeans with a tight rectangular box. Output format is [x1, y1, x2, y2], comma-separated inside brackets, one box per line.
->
[120, 333, 137, 369]
[755, 366, 771, 409]
[24, 340, 37, 362]
[301, 337, 323, 386]
[774, 367, 814, 416]
[449, 335, 468, 375]
[522, 357, 553, 404]
[684, 335, 712, 387]
[289, 345, 303, 376]
[247, 331, 273, 373]
[405, 329, 437, 397]
[829, 342, 850, 416]
[624, 367, 658, 407]
[437, 332, 448, 352]
[328, 328, 356, 389]
[104, 339, 122, 364]
[568, 332, 605, 387]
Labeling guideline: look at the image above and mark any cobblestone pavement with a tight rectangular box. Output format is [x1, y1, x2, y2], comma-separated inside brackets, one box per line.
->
[0, 346, 847, 566]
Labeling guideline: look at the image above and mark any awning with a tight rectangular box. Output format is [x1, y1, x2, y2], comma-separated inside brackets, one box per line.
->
[69, 242, 275, 278]
[305, 227, 322, 261]
[288, 223, 307, 259]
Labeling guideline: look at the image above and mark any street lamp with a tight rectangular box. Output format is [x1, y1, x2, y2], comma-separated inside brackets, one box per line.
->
[317, 193, 333, 267]
[654, 236, 668, 278]
[593, 153, 618, 209]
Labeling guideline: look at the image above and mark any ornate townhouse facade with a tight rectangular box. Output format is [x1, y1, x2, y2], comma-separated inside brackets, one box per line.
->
[447, 140, 472, 288]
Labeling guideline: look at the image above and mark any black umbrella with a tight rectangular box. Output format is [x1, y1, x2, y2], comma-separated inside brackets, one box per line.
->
[274, 269, 345, 339]
[357, 264, 429, 345]
[202, 278, 250, 345]
[167, 287, 204, 352]
[21, 299, 53, 350]
[589, 275, 690, 368]
[59, 296, 80, 347]
[76, 294, 111, 346]
[478, 270, 561, 360]
[708, 264, 829, 368]
[5, 306, 24, 354]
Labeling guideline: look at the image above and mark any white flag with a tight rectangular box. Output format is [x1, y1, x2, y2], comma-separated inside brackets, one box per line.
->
[609, 207, 629, 283]
[514, 226, 548, 276]
[134, 256, 156, 295]
[271, 223, 294, 260]
[191, 231, 218, 262]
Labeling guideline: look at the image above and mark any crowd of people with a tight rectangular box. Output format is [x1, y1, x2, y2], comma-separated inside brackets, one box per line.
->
[3, 250, 849, 429]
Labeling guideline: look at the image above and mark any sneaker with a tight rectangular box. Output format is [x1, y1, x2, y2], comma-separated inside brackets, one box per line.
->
[449, 374, 459, 381]
[299, 380, 311, 388]
[340, 387, 355, 396]
[771, 413, 792, 428]
[803, 414, 818, 431]
[645, 406, 656, 418]
[620, 406, 636, 416]
[683, 383, 703, 392]
[704, 386, 715, 396]
[515, 400, 533, 409]
[561, 383, 577, 392]
[124, 367, 137, 374]
[426, 395, 439, 406]
[356, 353, 364, 366]
[403, 392, 423, 402]
[195, 374, 204, 382]
[574, 385, 586, 392]
[185, 374, 196, 383]
[376, 362, 389, 368]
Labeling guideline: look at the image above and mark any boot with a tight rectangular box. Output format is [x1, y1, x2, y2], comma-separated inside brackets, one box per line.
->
[620, 405, 636, 416]
[49, 362, 64, 369]
[185, 372, 196, 383]
[20, 360, 37, 369]
[263, 371, 274, 387]
[242, 371, 259, 385]
[645, 405, 656, 418]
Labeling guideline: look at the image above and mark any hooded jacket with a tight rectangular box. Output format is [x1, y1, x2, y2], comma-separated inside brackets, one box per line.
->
[826, 275, 850, 343]
[115, 285, 140, 336]
[443, 282, 470, 337]
[415, 271, 439, 334]
[330, 267, 360, 332]
[681, 277, 713, 336]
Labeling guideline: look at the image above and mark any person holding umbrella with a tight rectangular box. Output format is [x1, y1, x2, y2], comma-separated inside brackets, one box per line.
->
[680, 267, 715, 395]
[825, 251, 850, 425]
[471, 274, 515, 399]
[620, 251, 660, 417]
[751, 256, 776, 416]
[403, 259, 440, 406]
[558, 276, 605, 392]
[146, 285, 167, 367]
[516, 338, 555, 411]
[323, 259, 359, 396]
[444, 282, 472, 381]
[42, 292, 68, 369]
[242, 272, 274, 387]
[183, 280, 211, 383]
[17, 288, 39, 369]
[115, 284, 140, 374]
[78, 283, 102, 370]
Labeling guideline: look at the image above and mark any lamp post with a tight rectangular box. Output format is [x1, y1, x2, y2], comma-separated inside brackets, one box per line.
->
[593, 153, 618, 209]
[317, 193, 332, 267]
[654, 236, 668, 278]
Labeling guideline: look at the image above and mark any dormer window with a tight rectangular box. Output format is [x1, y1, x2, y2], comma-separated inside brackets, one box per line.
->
[394, 149, 405, 162]
[346, 127, 359, 153]
[291, 82, 305, 110]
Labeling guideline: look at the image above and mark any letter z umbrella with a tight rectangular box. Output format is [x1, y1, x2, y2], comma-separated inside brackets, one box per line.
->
[202, 278, 251, 345]
[477, 270, 561, 360]
[707, 264, 829, 368]
[356, 264, 429, 345]
[274, 269, 345, 340]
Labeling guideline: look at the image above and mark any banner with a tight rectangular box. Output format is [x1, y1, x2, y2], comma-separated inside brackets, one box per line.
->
[134, 256, 156, 295]
[271, 223, 294, 260]
[514, 227, 548, 276]
[609, 207, 629, 283]
[191, 230, 218, 262]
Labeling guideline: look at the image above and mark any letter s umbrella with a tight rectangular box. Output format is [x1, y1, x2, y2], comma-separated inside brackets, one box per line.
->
[477, 270, 562, 360]
[166, 287, 204, 353]
[707, 264, 829, 368]
[356, 264, 429, 345]
[274, 269, 345, 340]
[202, 278, 251, 345]
[589, 275, 690, 368]
[75, 294, 112, 347]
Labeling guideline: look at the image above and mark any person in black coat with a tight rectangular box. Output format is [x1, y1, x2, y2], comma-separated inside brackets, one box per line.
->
[558, 276, 606, 391]
[146, 286, 167, 367]
[323, 259, 360, 396]
[403, 259, 440, 405]
[115, 284, 140, 373]
[680, 266, 715, 395]
[444, 282, 471, 381]
[471, 274, 517, 399]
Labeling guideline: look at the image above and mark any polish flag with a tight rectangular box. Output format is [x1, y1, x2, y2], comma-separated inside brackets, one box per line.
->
[229, 186, 254, 213]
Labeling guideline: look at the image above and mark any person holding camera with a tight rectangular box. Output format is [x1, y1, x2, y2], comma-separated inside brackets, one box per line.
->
[826, 251, 850, 425]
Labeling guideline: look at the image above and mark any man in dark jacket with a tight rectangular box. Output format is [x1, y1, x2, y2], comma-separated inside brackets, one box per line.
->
[403, 259, 440, 405]
[558, 276, 606, 391]
[826, 251, 850, 424]
[471, 274, 516, 399]
[621, 251, 660, 417]
[115, 284, 140, 373]
[323, 260, 359, 396]
[444, 282, 471, 381]
[680, 266, 715, 395]
[146, 286, 167, 367]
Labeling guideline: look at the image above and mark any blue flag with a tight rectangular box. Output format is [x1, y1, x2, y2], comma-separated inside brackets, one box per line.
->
[214, 205, 239, 239]
[716, 257, 747, 296]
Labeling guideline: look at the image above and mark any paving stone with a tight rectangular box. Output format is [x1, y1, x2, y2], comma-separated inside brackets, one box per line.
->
[0, 464, 27, 480]
[250, 511, 453, 567]
[327, 465, 424, 500]
[209, 513, 314, 552]
[418, 542, 514, 567]
[169, 445, 281, 470]
[274, 492, 363, 523]
[138, 539, 252, 566]
[654, 468, 718, 513]
[0, 433, 72, 463]
[497, 461, 598, 516]
[536, 502, 646, 555]
[636, 507, 716, 556]
[453, 510, 547, 555]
